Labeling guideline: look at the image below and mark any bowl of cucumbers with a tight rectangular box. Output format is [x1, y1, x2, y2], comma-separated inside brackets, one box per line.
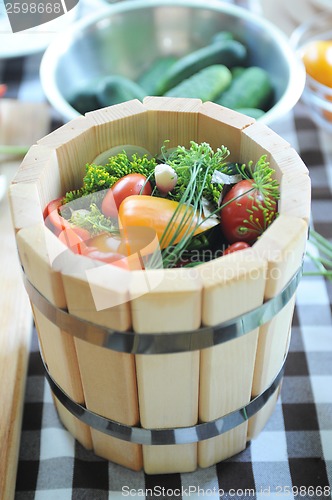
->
[40, 0, 305, 124]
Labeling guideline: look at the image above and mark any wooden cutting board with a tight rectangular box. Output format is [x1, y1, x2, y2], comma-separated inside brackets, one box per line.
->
[0, 100, 50, 500]
[0, 161, 33, 500]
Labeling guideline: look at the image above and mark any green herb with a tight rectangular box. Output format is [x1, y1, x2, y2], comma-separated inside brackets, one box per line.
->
[237, 154, 280, 206]
[161, 140, 231, 206]
[62, 141, 279, 269]
[69, 204, 118, 236]
[63, 152, 157, 203]
[235, 155, 279, 238]
[305, 229, 332, 281]
[147, 142, 242, 268]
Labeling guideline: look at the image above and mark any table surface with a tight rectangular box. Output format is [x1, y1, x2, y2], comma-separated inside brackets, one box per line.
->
[1, 8, 332, 500]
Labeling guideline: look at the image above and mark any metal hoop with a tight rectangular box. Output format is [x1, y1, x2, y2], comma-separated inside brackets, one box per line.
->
[43, 354, 285, 445]
[23, 266, 302, 355]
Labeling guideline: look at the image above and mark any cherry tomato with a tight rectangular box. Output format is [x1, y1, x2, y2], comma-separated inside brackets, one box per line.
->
[44, 197, 70, 233]
[220, 179, 277, 244]
[302, 40, 332, 88]
[223, 242, 250, 255]
[58, 228, 87, 255]
[44, 197, 91, 240]
[87, 233, 123, 253]
[101, 174, 152, 218]
[83, 247, 129, 269]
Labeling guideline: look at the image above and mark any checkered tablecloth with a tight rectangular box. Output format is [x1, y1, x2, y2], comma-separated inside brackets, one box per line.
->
[1, 50, 332, 500]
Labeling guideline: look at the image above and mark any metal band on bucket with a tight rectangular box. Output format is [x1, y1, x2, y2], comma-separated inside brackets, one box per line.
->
[23, 265, 302, 354]
[42, 353, 285, 445]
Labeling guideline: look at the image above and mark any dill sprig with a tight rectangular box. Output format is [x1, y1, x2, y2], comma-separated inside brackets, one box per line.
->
[237, 154, 280, 206]
[161, 141, 230, 206]
[147, 142, 229, 269]
[233, 155, 279, 239]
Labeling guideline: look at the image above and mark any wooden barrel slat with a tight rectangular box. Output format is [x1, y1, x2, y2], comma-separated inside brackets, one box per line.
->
[197, 250, 267, 467]
[15, 224, 92, 449]
[130, 268, 202, 474]
[248, 215, 308, 439]
[197, 102, 255, 161]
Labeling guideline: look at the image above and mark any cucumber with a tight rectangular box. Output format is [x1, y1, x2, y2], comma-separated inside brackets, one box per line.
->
[215, 66, 273, 110]
[70, 88, 100, 114]
[157, 39, 247, 94]
[235, 108, 265, 119]
[231, 66, 246, 80]
[211, 31, 234, 44]
[97, 75, 146, 107]
[165, 64, 232, 102]
[137, 56, 178, 95]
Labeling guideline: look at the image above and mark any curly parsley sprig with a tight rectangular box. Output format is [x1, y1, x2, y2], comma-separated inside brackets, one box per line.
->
[63, 153, 157, 203]
[69, 204, 118, 236]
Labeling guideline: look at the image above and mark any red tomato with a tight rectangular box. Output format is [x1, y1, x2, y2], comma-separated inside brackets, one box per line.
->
[223, 242, 250, 255]
[44, 197, 91, 240]
[44, 197, 70, 233]
[101, 174, 152, 218]
[58, 228, 87, 255]
[220, 179, 277, 244]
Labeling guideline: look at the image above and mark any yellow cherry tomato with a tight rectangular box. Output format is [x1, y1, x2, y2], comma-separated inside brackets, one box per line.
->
[302, 40, 332, 87]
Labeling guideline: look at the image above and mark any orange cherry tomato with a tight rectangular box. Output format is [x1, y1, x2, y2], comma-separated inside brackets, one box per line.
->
[223, 241, 250, 255]
[87, 233, 123, 253]
[83, 247, 129, 269]
[101, 174, 152, 218]
[302, 40, 332, 88]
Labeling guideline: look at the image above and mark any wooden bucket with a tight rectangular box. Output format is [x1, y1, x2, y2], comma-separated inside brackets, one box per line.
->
[9, 97, 311, 474]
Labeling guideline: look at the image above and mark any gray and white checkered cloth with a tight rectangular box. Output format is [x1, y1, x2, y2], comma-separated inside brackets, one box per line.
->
[2, 54, 331, 500]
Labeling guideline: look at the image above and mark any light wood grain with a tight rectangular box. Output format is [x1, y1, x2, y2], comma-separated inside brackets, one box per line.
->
[37, 116, 99, 193]
[198, 101, 255, 162]
[240, 121, 290, 169]
[131, 268, 202, 474]
[248, 215, 308, 439]
[86, 100, 149, 156]
[59, 259, 142, 470]
[0, 162, 33, 500]
[197, 250, 267, 467]
[143, 96, 202, 154]
[16, 224, 92, 449]
[279, 173, 311, 224]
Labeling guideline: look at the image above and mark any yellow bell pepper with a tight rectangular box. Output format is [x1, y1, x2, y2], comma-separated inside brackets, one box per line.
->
[118, 195, 218, 250]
